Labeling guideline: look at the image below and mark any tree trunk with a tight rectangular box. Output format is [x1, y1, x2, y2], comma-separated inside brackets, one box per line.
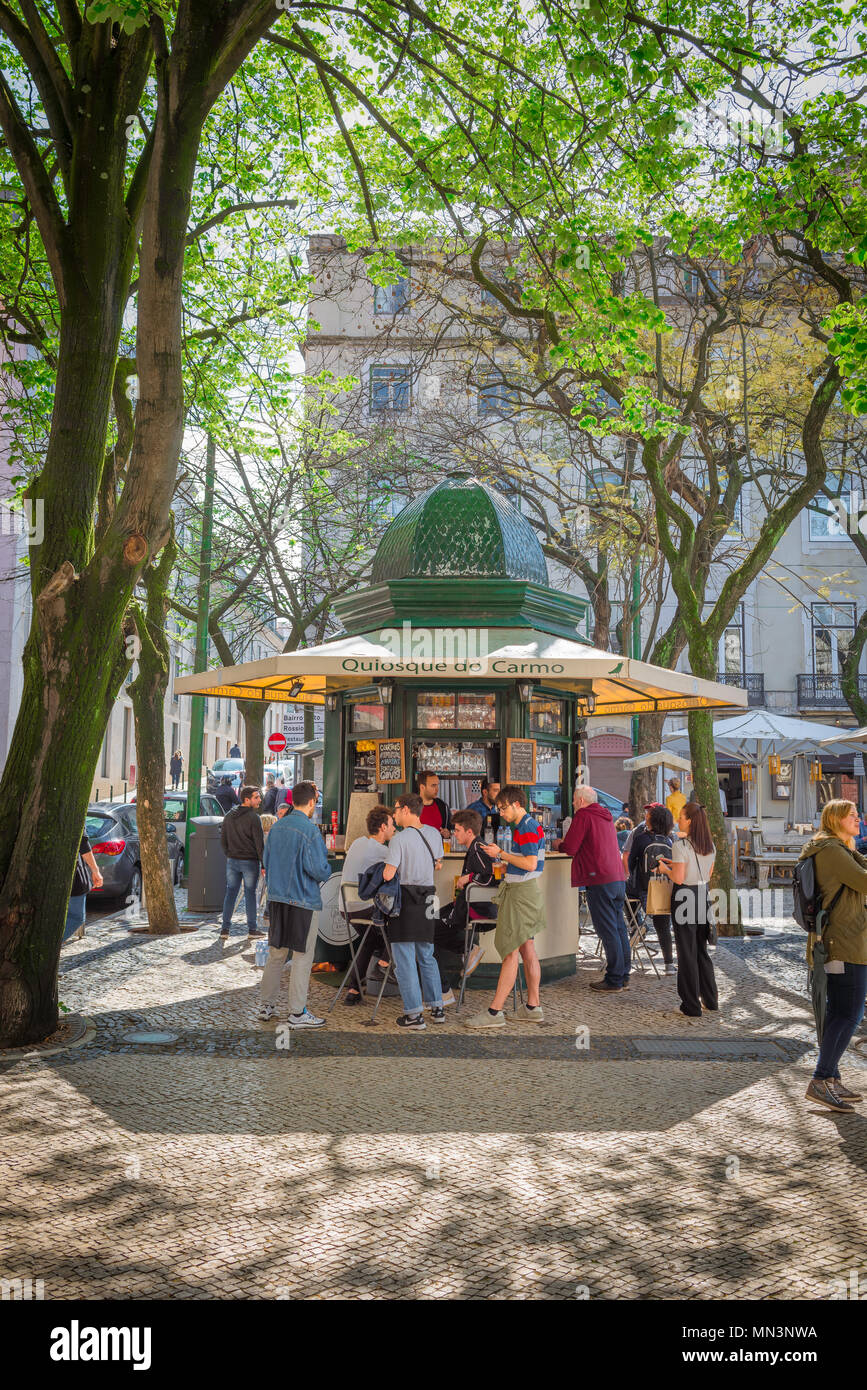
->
[628, 711, 665, 818]
[0, 304, 136, 1046]
[238, 700, 266, 788]
[841, 606, 867, 725]
[687, 639, 742, 935]
[130, 528, 180, 934]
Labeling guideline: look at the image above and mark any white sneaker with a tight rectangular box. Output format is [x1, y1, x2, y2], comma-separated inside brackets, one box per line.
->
[288, 1008, 325, 1028]
[256, 1003, 278, 1021]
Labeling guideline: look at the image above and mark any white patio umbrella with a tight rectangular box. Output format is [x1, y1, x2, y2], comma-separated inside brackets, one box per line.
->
[662, 710, 855, 822]
[788, 753, 814, 826]
[818, 726, 867, 747]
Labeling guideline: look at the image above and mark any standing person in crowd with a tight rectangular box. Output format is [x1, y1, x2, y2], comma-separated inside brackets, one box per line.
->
[219, 785, 264, 941]
[558, 785, 630, 993]
[657, 802, 718, 1022]
[798, 801, 867, 1112]
[381, 792, 445, 1030]
[63, 828, 104, 942]
[665, 777, 686, 822]
[417, 771, 451, 843]
[261, 774, 279, 815]
[339, 805, 396, 1006]
[256, 813, 278, 928]
[215, 775, 239, 814]
[434, 808, 496, 1001]
[466, 778, 502, 839]
[276, 801, 290, 820]
[229, 741, 242, 758]
[615, 816, 633, 851]
[169, 750, 183, 790]
[464, 785, 545, 1028]
[628, 803, 676, 974]
[257, 782, 332, 1027]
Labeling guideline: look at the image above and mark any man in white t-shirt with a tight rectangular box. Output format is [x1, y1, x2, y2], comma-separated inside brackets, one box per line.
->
[339, 805, 395, 1006]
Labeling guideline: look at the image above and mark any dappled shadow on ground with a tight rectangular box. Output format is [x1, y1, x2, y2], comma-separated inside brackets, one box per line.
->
[1, 1057, 866, 1300]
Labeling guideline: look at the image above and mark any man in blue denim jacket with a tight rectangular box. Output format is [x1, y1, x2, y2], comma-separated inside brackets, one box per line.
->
[257, 782, 333, 1026]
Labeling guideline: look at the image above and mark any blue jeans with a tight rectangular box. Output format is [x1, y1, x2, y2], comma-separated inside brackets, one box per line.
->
[815, 963, 867, 1081]
[63, 894, 87, 942]
[586, 881, 631, 988]
[222, 858, 260, 934]
[391, 940, 442, 1015]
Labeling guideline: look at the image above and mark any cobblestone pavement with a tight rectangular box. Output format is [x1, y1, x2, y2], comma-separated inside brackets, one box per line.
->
[1, 902, 867, 1300]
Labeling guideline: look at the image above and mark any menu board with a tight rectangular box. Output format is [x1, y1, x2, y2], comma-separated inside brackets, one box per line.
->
[375, 738, 405, 784]
[506, 737, 537, 785]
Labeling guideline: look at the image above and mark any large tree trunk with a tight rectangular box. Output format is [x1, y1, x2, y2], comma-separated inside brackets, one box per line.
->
[628, 712, 665, 819]
[841, 606, 867, 725]
[687, 638, 741, 935]
[0, 295, 136, 1045]
[238, 700, 267, 788]
[130, 527, 180, 934]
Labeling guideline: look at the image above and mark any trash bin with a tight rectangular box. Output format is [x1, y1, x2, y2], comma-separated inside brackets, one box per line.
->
[187, 816, 226, 912]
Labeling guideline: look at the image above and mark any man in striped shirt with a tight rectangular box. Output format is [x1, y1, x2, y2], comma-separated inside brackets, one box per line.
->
[463, 784, 546, 1029]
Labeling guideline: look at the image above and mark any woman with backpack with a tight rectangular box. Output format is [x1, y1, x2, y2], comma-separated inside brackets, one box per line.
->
[628, 803, 676, 974]
[799, 800, 867, 1113]
[657, 802, 718, 1021]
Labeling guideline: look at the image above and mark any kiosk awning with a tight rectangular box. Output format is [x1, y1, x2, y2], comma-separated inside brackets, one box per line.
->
[173, 628, 747, 716]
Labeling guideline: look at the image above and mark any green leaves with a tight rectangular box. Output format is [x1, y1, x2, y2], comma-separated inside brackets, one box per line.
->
[84, 0, 153, 32]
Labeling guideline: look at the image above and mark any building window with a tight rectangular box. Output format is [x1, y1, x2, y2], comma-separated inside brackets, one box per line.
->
[722, 606, 745, 674]
[529, 699, 565, 736]
[478, 375, 517, 417]
[171, 649, 179, 704]
[370, 365, 411, 413]
[351, 702, 386, 734]
[808, 493, 849, 541]
[683, 268, 699, 297]
[373, 272, 409, 315]
[812, 602, 855, 675]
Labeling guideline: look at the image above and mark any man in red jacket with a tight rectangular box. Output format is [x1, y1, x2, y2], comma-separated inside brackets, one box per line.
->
[558, 785, 631, 992]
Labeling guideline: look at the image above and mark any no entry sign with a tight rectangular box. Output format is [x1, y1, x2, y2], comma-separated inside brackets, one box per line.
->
[267, 732, 287, 753]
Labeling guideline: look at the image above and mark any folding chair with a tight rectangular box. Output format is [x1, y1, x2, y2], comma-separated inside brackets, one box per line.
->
[625, 894, 661, 977]
[457, 882, 523, 1014]
[328, 883, 396, 1023]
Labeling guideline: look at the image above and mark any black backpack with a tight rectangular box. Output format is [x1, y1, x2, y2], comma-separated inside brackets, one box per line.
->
[643, 835, 671, 881]
[792, 855, 843, 933]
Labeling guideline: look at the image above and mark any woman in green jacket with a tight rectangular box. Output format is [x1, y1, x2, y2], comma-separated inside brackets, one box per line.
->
[800, 800, 867, 1113]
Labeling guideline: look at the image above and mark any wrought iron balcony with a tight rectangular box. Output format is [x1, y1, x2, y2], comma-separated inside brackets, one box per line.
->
[715, 672, 765, 706]
[797, 673, 867, 710]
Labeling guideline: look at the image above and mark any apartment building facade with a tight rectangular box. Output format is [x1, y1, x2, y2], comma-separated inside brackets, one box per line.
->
[304, 235, 867, 805]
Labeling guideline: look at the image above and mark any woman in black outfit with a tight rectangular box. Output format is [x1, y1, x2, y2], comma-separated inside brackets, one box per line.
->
[628, 803, 675, 972]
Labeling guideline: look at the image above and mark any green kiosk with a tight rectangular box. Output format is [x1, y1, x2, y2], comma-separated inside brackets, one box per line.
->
[175, 471, 745, 981]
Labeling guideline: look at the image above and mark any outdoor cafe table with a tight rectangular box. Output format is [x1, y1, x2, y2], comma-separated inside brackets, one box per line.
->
[742, 851, 801, 889]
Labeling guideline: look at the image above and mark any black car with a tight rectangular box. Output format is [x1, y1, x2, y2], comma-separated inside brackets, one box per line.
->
[85, 802, 185, 904]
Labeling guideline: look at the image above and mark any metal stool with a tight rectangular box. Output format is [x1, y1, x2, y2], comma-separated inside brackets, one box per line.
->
[458, 881, 523, 1014]
[329, 883, 396, 1023]
[625, 895, 661, 977]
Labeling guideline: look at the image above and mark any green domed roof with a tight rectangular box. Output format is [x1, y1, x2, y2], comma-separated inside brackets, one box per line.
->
[372, 471, 548, 585]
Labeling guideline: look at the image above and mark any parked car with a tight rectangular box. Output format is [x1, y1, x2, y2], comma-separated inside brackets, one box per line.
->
[160, 789, 225, 860]
[86, 802, 188, 900]
[207, 757, 245, 792]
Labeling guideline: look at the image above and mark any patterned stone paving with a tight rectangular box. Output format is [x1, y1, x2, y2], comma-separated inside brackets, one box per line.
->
[1, 905, 866, 1300]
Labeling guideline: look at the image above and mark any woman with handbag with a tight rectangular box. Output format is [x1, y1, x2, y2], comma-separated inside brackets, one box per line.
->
[628, 804, 675, 974]
[799, 800, 867, 1113]
[657, 802, 718, 1022]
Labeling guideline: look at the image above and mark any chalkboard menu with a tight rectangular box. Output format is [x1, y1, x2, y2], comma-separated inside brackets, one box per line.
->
[375, 738, 406, 784]
[506, 737, 537, 785]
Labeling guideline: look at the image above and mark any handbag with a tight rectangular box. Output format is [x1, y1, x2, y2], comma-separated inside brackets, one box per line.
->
[645, 875, 672, 915]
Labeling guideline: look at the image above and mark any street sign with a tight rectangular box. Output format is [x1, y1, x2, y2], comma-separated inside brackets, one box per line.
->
[267, 732, 287, 753]
[855, 752, 865, 778]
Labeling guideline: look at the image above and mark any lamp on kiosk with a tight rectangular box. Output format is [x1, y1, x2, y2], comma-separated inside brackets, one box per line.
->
[375, 677, 394, 705]
[810, 758, 823, 783]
